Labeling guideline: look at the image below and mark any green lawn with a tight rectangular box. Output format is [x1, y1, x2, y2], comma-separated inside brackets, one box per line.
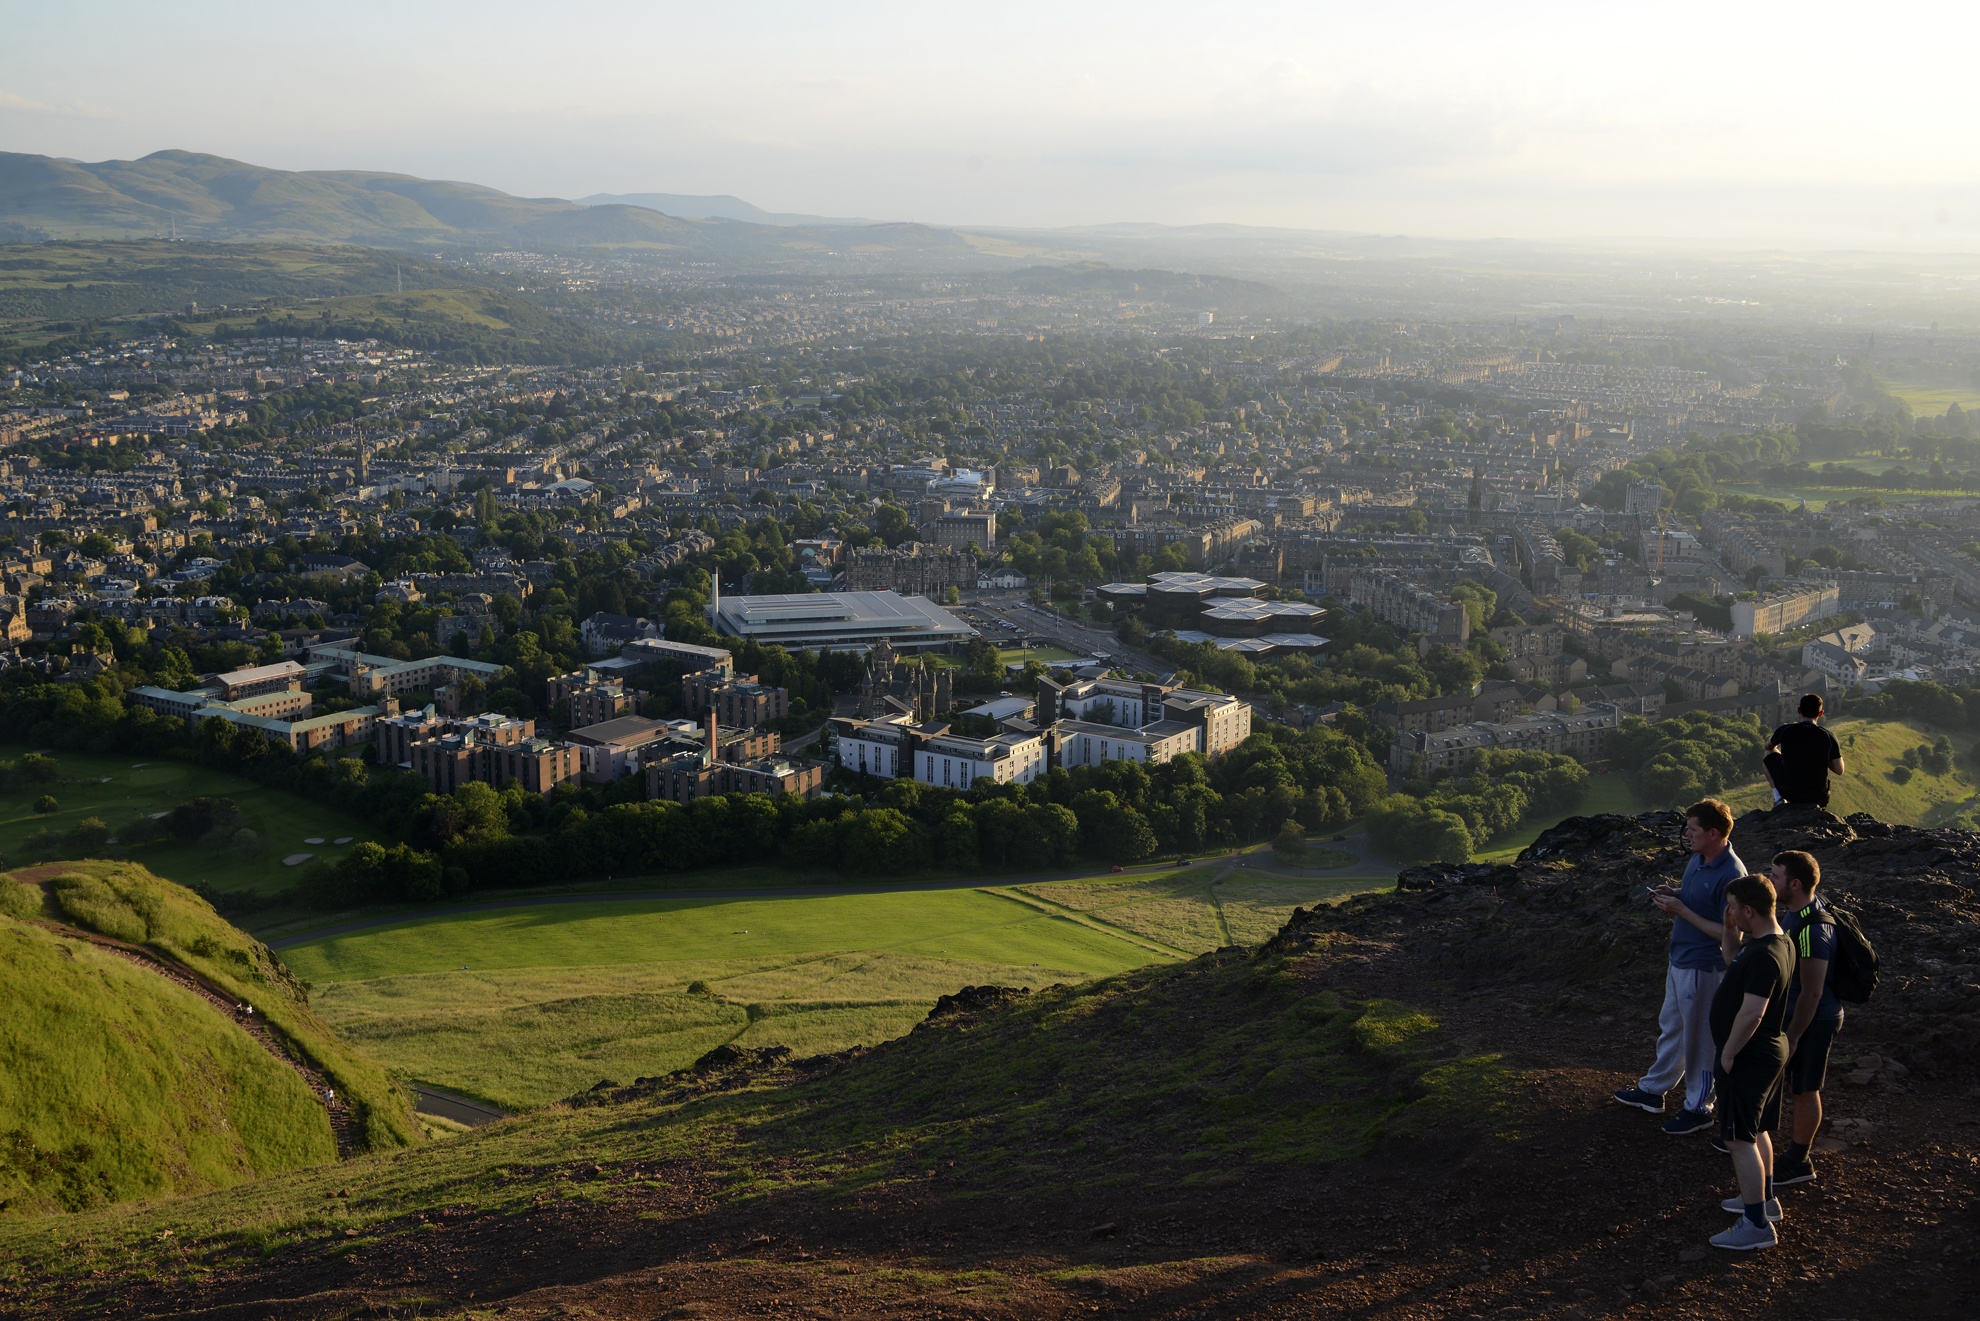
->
[1888, 381, 1980, 415]
[0, 747, 382, 895]
[283, 887, 1174, 1110]
[997, 644, 1082, 664]
[1722, 717, 1975, 825]
[1473, 772, 1650, 862]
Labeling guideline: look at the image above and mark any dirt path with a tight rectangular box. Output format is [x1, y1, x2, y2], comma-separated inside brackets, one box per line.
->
[29, 908, 360, 1160]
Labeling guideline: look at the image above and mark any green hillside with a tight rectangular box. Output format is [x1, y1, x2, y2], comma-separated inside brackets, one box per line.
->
[0, 878, 334, 1215]
[11, 861, 420, 1160]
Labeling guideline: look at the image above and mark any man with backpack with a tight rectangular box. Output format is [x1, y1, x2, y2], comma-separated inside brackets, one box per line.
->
[1771, 848, 1870, 1187]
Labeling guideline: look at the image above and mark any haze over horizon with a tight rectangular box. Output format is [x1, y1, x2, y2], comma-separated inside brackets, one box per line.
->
[5, 0, 1980, 250]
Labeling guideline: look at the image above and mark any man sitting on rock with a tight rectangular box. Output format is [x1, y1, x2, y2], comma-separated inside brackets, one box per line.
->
[1763, 694, 1844, 807]
[1771, 849, 1842, 1188]
[1613, 798, 1747, 1135]
[1708, 872, 1796, 1251]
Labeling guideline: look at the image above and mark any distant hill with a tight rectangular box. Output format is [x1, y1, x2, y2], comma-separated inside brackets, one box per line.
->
[577, 191, 870, 227]
[0, 151, 988, 264]
[0, 862, 416, 1215]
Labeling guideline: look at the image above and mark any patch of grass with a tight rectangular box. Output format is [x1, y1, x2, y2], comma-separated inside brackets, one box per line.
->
[1722, 717, 1974, 825]
[997, 644, 1082, 665]
[283, 889, 1169, 1109]
[1474, 772, 1649, 862]
[18, 860, 419, 1155]
[0, 746, 382, 895]
[0, 916, 335, 1215]
[0, 938, 1497, 1299]
[1015, 870, 1387, 952]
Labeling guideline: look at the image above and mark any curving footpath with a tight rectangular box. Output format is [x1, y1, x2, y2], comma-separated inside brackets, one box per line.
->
[18, 890, 360, 1159]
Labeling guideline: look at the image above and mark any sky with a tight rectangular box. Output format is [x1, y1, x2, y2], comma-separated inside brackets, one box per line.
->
[5, 0, 1980, 247]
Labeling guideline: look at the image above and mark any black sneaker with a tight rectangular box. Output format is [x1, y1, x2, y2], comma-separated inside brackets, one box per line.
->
[1612, 1086, 1664, 1114]
[1773, 1155, 1817, 1186]
[1711, 1136, 1730, 1155]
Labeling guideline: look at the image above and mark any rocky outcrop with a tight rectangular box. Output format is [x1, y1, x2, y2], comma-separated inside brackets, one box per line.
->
[1275, 805, 1980, 1080]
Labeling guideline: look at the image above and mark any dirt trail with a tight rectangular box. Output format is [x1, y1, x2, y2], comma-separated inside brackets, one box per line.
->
[28, 903, 359, 1160]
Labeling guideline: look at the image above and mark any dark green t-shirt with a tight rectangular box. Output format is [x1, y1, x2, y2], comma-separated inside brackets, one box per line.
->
[1709, 932, 1794, 1070]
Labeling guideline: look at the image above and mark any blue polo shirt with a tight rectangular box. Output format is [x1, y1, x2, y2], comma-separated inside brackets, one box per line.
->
[1670, 845, 1746, 970]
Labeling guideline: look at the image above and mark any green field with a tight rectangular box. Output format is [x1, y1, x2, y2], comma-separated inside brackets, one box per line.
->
[1474, 772, 1650, 862]
[1888, 380, 1980, 416]
[997, 644, 1083, 664]
[1723, 716, 1976, 825]
[283, 868, 1386, 1112]
[0, 748, 382, 895]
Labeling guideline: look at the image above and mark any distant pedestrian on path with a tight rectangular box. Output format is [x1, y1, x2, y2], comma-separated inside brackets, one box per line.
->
[1709, 873, 1795, 1251]
[1612, 799, 1746, 1134]
[1772, 850, 1843, 1188]
[1764, 695, 1844, 807]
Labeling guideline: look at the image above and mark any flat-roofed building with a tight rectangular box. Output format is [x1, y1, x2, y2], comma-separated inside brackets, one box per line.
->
[682, 669, 790, 728]
[1054, 719, 1200, 769]
[564, 714, 677, 782]
[710, 588, 972, 651]
[913, 729, 1047, 788]
[213, 660, 305, 701]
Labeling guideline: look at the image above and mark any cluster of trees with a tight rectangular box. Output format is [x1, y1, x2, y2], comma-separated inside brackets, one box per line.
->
[1890, 736, 1955, 784]
[295, 723, 1385, 908]
[1366, 748, 1590, 863]
[1610, 712, 1765, 805]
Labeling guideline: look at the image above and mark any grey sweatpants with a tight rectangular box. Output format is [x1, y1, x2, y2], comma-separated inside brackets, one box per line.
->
[1639, 963, 1725, 1114]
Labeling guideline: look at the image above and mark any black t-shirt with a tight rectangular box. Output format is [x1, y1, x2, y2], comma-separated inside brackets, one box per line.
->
[1768, 721, 1842, 804]
[1710, 932, 1794, 1069]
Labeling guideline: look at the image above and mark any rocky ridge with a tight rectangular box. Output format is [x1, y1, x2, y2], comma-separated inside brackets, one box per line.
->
[1275, 803, 1980, 1081]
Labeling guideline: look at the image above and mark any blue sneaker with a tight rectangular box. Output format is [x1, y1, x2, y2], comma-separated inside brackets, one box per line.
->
[1710, 1216, 1776, 1250]
[1611, 1086, 1664, 1115]
[1662, 1108, 1714, 1136]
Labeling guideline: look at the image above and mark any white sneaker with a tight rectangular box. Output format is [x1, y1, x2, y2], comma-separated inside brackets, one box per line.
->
[1711, 1217, 1777, 1251]
[1720, 1195, 1782, 1221]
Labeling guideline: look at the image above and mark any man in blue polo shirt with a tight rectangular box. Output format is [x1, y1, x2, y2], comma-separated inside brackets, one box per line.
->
[1613, 798, 1747, 1134]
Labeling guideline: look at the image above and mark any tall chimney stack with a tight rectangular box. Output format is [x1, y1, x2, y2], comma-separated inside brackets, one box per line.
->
[704, 709, 718, 767]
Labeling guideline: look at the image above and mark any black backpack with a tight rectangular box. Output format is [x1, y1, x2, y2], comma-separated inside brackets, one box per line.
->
[1817, 906, 1879, 1005]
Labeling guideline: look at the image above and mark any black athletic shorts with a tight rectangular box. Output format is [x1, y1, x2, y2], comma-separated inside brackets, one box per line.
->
[1714, 1059, 1786, 1144]
[1787, 1016, 1841, 1095]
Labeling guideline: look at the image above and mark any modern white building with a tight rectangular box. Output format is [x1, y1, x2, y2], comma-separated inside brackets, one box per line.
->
[914, 730, 1047, 788]
[1055, 718, 1201, 769]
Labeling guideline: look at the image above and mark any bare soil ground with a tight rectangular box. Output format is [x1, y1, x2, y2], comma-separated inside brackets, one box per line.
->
[50, 934, 1977, 1321]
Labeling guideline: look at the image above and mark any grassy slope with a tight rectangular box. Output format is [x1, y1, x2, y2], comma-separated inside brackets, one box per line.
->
[23, 861, 419, 1156]
[0, 902, 335, 1216]
[284, 887, 1170, 1111]
[0, 939, 1496, 1298]
[1722, 716, 1976, 824]
[0, 747, 383, 895]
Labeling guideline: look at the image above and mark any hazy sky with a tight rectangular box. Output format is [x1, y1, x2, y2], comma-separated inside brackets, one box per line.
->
[5, 0, 1979, 245]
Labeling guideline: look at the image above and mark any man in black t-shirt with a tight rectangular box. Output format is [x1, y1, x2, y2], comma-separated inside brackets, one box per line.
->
[1764, 695, 1844, 807]
[1708, 873, 1795, 1252]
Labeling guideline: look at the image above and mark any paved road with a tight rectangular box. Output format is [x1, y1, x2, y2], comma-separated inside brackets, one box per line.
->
[411, 1084, 508, 1127]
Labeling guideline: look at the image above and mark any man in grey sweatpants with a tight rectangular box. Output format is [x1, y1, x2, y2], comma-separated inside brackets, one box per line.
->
[1612, 798, 1747, 1135]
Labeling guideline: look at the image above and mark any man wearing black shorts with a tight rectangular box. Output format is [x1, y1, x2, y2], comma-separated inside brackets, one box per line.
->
[1773, 849, 1842, 1187]
[1708, 873, 1795, 1251]
[1763, 695, 1844, 807]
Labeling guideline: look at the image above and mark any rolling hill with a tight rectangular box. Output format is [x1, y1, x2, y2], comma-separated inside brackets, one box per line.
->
[0, 862, 417, 1217]
[0, 151, 981, 262]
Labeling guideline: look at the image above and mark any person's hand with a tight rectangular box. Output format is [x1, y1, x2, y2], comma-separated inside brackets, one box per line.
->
[1720, 1048, 1736, 1072]
[1651, 891, 1683, 915]
[1787, 1033, 1801, 1057]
